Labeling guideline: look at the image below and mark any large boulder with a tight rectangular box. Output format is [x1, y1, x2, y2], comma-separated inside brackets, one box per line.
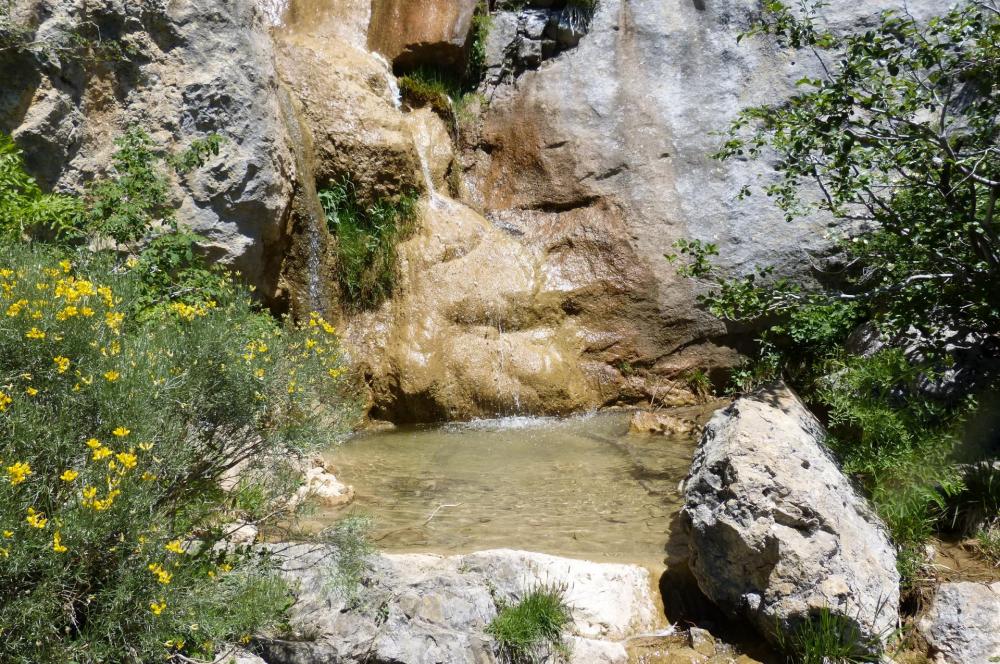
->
[259, 545, 661, 664]
[682, 384, 899, 648]
[918, 582, 1000, 664]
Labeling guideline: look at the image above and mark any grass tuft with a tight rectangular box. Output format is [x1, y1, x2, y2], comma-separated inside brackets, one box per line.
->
[487, 583, 573, 663]
[776, 609, 883, 664]
[318, 179, 417, 310]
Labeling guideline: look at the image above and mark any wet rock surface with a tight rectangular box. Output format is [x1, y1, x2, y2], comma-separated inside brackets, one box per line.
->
[368, 0, 478, 74]
[259, 545, 661, 664]
[682, 383, 900, 649]
[918, 581, 1000, 664]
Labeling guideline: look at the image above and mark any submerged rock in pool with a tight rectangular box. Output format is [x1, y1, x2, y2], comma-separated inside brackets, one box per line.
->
[259, 545, 661, 663]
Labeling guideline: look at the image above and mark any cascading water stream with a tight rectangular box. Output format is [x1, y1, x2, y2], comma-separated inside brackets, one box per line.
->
[371, 53, 402, 109]
[275, 81, 331, 316]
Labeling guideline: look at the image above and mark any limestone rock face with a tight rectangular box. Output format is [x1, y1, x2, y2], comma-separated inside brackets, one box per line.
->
[261, 545, 661, 664]
[0, 0, 296, 300]
[682, 384, 900, 648]
[368, 0, 478, 74]
[918, 582, 1000, 664]
[464, 0, 945, 385]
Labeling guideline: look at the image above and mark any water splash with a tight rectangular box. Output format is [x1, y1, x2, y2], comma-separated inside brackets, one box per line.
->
[258, 0, 288, 26]
[371, 52, 402, 109]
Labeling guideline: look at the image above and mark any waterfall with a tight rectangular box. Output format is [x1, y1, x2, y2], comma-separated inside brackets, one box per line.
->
[371, 53, 402, 109]
[276, 85, 330, 316]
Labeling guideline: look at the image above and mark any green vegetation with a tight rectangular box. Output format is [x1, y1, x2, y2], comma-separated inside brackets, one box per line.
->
[776, 609, 882, 664]
[487, 584, 573, 663]
[398, 68, 458, 118]
[325, 513, 375, 606]
[669, 0, 1000, 601]
[318, 179, 417, 310]
[0, 133, 85, 242]
[684, 368, 713, 401]
[397, 1, 492, 120]
[975, 524, 1000, 565]
[0, 129, 357, 662]
[468, 2, 492, 84]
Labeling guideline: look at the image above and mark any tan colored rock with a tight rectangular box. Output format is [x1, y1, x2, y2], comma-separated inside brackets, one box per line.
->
[628, 411, 697, 437]
[368, 0, 478, 73]
[269, 545, 661, 663]
[274, 12, 423, 202]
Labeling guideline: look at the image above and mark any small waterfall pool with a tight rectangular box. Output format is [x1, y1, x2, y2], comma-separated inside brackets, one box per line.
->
[311, 411, 698, 570]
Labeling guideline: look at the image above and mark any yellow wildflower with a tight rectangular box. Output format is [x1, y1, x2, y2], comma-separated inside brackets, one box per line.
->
[139, 442, 154, 451]
[59, 259, 72, 273]
[7, 461, 31, 486]
[6, 299, 27, 316]
[105, 311, 124, 333]
[80, 306, 94, 317]
[85, 438, 101, 449]
[3, 531, 12, 538]
[59, 469, 79, 482]
[148, 562, 173, 585]
[254, 368, 265, 379]
[26, 507, 47, 529]
[55, 305, 78, 321]
[149, 600, 167, 616]
[25, 327, 45, 340]
[25, 386, 38, 396]
[165, 540, 185, 555]
[112, 426, 130, 437]
[82, 486, 97, 500]
[141, 471, 157, 481]
[92, 447, 112, 461]
[53, 356, 70, 373]
[52, 531, 67, 553]
[0, 391, 11, 411]
[115, 451, 137, 470]
[103, 370, 120, 382]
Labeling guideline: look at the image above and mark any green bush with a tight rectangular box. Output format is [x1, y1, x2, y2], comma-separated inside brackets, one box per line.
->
[318, 179, 417, 310]
[669, 0, 1000, 585]
[325, 513, 375, 606]
[975, 524, 1000, 566]
[0, 242, 353, 662]
[0, 133, 85, 242]
[398, 68, 459, 119]
[487, 584, 573, 664]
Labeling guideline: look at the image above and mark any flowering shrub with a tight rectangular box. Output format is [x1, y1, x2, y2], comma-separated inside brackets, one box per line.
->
[0, 243, 355, 662]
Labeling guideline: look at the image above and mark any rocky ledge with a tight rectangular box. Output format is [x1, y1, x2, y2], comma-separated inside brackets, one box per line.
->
[258, 546, 662, 664]
[682, 383, 900, 650]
